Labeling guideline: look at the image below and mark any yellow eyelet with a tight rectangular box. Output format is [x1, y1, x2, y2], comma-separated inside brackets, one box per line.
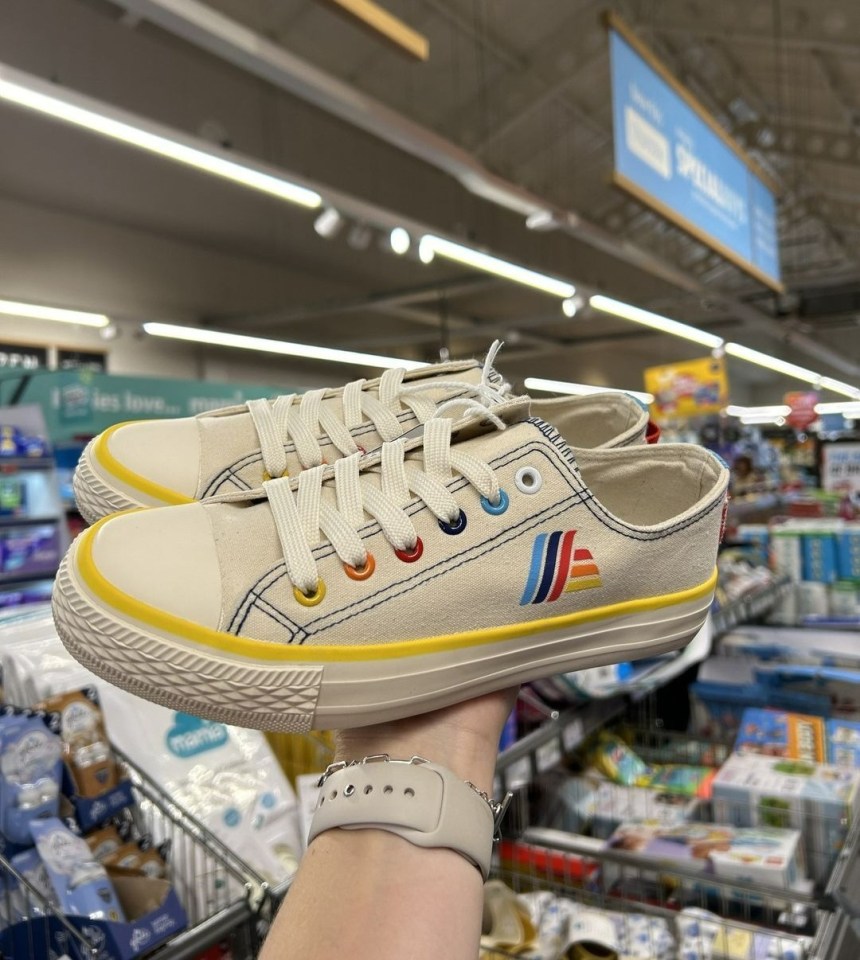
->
[293, 581, 326, 607]
[262, 469, 289, 482]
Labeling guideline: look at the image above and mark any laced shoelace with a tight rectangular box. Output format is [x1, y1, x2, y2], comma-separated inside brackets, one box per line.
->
[264, 406, 506, 602]
[246, 341, 507, 479]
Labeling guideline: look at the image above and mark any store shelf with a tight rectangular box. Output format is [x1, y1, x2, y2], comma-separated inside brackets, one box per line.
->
[0, 456, 55, 471]
[0, 515, 59, 527]
[495, 697, 626, 792]
[711, 577, 791, 639]
[0, 568, 57, 587]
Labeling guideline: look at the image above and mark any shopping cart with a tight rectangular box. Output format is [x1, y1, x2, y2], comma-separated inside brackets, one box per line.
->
[490, 707, 855, 960]
[0, 748, 269, 960]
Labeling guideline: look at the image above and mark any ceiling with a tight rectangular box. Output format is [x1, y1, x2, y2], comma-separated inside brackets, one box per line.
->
[0, 0, 858, 400]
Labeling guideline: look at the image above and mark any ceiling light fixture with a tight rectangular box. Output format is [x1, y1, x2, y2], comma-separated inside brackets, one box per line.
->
[816, 401, 860, 416]
[724, 343, 821, 386]
[0, 298, 109, 328]
[143, 322, 426, 370]
[589, 295, 725, 349]
[725, 404, 791, 418]
[561, 296, 579, 318]
[818, 376, 860, 399]
[740, 414, 787, 426]
[418, 235, 576, 298]
[524, 376, 654, 405]
[525, 210, 555, 231]
[0, 64, 322, 209]
[389, 227, 411, 255]
[313, 207, 345, 239]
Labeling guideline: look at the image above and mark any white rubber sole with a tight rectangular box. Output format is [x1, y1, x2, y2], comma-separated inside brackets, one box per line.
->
[53, 544, 713, 733]
[73, 440, 147, 524]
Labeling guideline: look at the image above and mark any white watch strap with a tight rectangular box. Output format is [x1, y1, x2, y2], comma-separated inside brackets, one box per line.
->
[307, 758, 498, 880]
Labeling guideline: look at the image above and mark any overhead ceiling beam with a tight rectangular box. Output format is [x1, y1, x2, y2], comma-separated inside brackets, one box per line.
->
[317, 0, 429, 61]
[96, 0, 860, 379]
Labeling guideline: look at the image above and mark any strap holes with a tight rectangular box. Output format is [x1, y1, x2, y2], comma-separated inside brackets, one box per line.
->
[344, 784, 355, 797]
[330, 790, 337, 800]
[364, 785, 373, 795]
[383, 785, 393, 795]
[404, 787, 415, 798]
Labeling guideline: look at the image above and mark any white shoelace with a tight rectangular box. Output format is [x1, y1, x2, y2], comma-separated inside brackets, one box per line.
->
[264, 407, 505, 598]
[246, 342, 508, 479]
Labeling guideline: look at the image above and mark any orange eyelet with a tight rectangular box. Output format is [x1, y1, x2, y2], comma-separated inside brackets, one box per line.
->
[344, 553, 375, 581]
[293, 581, 326, 606]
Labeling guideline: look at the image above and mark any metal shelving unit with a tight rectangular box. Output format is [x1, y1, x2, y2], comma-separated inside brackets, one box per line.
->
[711, 576, 792, 638]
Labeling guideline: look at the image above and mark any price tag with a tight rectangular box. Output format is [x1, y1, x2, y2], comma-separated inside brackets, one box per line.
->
[506, 756, 531, 789]
[563, 719, 585, 752]
[537, 738, 562, 772]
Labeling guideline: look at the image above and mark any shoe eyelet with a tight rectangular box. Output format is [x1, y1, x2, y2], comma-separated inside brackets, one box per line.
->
[355, 445, 366, 455]
[262, 470, 289, 482]
[438, 511, 467, 535]
[480, 489, 509, 515]
[394, 538, 423, 563]
[293, 581, 326, 606]
[515, 466, 543, 494]
[344, 553, 375, 581]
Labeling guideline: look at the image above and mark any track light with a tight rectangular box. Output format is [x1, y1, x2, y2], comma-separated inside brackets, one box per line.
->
[0, 63, 322, 209]
[525, 210, 555, 231]
[525, 377, 654, 405]
[589, 295, 724, 349]
[0, 298, 109, 328]
[725, 405, 791, 418]
[561, 296, 579, 318]
[418, 235, 575, 298]
[389, 227, 411, 255]
[314, 207, 345, 239]
[143, 322, 426, 371]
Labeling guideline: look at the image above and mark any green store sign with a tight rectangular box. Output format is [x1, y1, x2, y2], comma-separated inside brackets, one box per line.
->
[0, 370, 284, 440]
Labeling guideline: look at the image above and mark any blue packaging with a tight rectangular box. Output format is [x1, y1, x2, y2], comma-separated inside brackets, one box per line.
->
[837, 527, 860, 581]
[801, 532, 838, 584]
[30, 817, 126, 922]
[0, 714, 63, 845]
[827, 719, 860, 768]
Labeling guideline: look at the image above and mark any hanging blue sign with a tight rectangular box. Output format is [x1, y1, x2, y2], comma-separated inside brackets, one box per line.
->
[609, 19, 781, 291]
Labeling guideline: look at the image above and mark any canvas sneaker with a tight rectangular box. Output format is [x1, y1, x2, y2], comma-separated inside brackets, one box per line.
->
[53, 395, 727, 732]
[72, 344, 651, 522]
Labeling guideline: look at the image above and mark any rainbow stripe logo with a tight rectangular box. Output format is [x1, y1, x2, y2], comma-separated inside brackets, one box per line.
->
[519, 531, 602, 605]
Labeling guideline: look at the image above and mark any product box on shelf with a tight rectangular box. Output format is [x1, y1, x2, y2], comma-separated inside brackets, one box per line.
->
[712, 752, 860, 883]
[757, 663, 860, 718]
[827, 719, 860, 768]
[770, 529, 803, 582]
[734, 708, 826, 763]
[837, 526, 860, 581]
[800, 526, 840, 584]
[0, 868, 188, 960]
[604, 820, 806, 889]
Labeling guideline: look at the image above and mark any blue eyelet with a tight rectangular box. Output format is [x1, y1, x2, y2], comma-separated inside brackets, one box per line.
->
[480, 489, 509, 515]
[438, 511, 467, 535]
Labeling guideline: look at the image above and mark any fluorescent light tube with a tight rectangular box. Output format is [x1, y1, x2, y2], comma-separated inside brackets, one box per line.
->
[816, 401, 860, 416]
[740, 414, 786, 426]
[724, 343, 823, 385]
[418, 236, 575, 299]
[525, 377, 654, 405]
[143, 322, 426, 370]
[0, 298, 109, 328]
[0, 65, 321, 209]
[725, 405, 791, 418]
[589, 295, 724, 349]
[817, 376, 860, 399]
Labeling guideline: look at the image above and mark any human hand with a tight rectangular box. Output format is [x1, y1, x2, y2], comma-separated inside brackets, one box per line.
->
[335, 688, 520, 794]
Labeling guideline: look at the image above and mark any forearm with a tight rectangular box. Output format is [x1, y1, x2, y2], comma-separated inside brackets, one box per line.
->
[260, 695, 512, 960]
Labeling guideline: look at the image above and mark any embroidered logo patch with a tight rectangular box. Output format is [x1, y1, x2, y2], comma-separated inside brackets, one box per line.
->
[520, 530, 602, 605]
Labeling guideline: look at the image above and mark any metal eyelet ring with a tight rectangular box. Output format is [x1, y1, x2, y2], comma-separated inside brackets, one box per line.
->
[293, 581, 326, 606]
[344, 553, 375, 581]
[515, 466, 543, 495]
[480, 489, 509, 515]
[394, 538, 423, 563]
[438, 511, 467, 535]
[262, 469, 289, 482]
[355, 445, 367, 455]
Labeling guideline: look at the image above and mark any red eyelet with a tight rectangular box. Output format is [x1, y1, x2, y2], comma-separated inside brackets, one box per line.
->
[344, 553, 375, 580]
[394, 538, 423, 563]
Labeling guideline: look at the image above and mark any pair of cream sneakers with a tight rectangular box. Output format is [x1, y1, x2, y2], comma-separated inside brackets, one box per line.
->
[52, 344, 728, 733]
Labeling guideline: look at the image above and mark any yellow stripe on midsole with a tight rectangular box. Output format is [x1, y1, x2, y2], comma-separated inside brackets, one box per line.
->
[91, 422, 194, 506]
[77, 517, 717, 664]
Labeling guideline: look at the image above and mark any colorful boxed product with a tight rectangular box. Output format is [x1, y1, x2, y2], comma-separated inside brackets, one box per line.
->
[827, 719, 860, 768]
[770, 529, 802, 582]
[605, 820, 806, 889]
[801, 527, 839, 584]
[734, 708, 826, 763]
[712, 752, 860, 883]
